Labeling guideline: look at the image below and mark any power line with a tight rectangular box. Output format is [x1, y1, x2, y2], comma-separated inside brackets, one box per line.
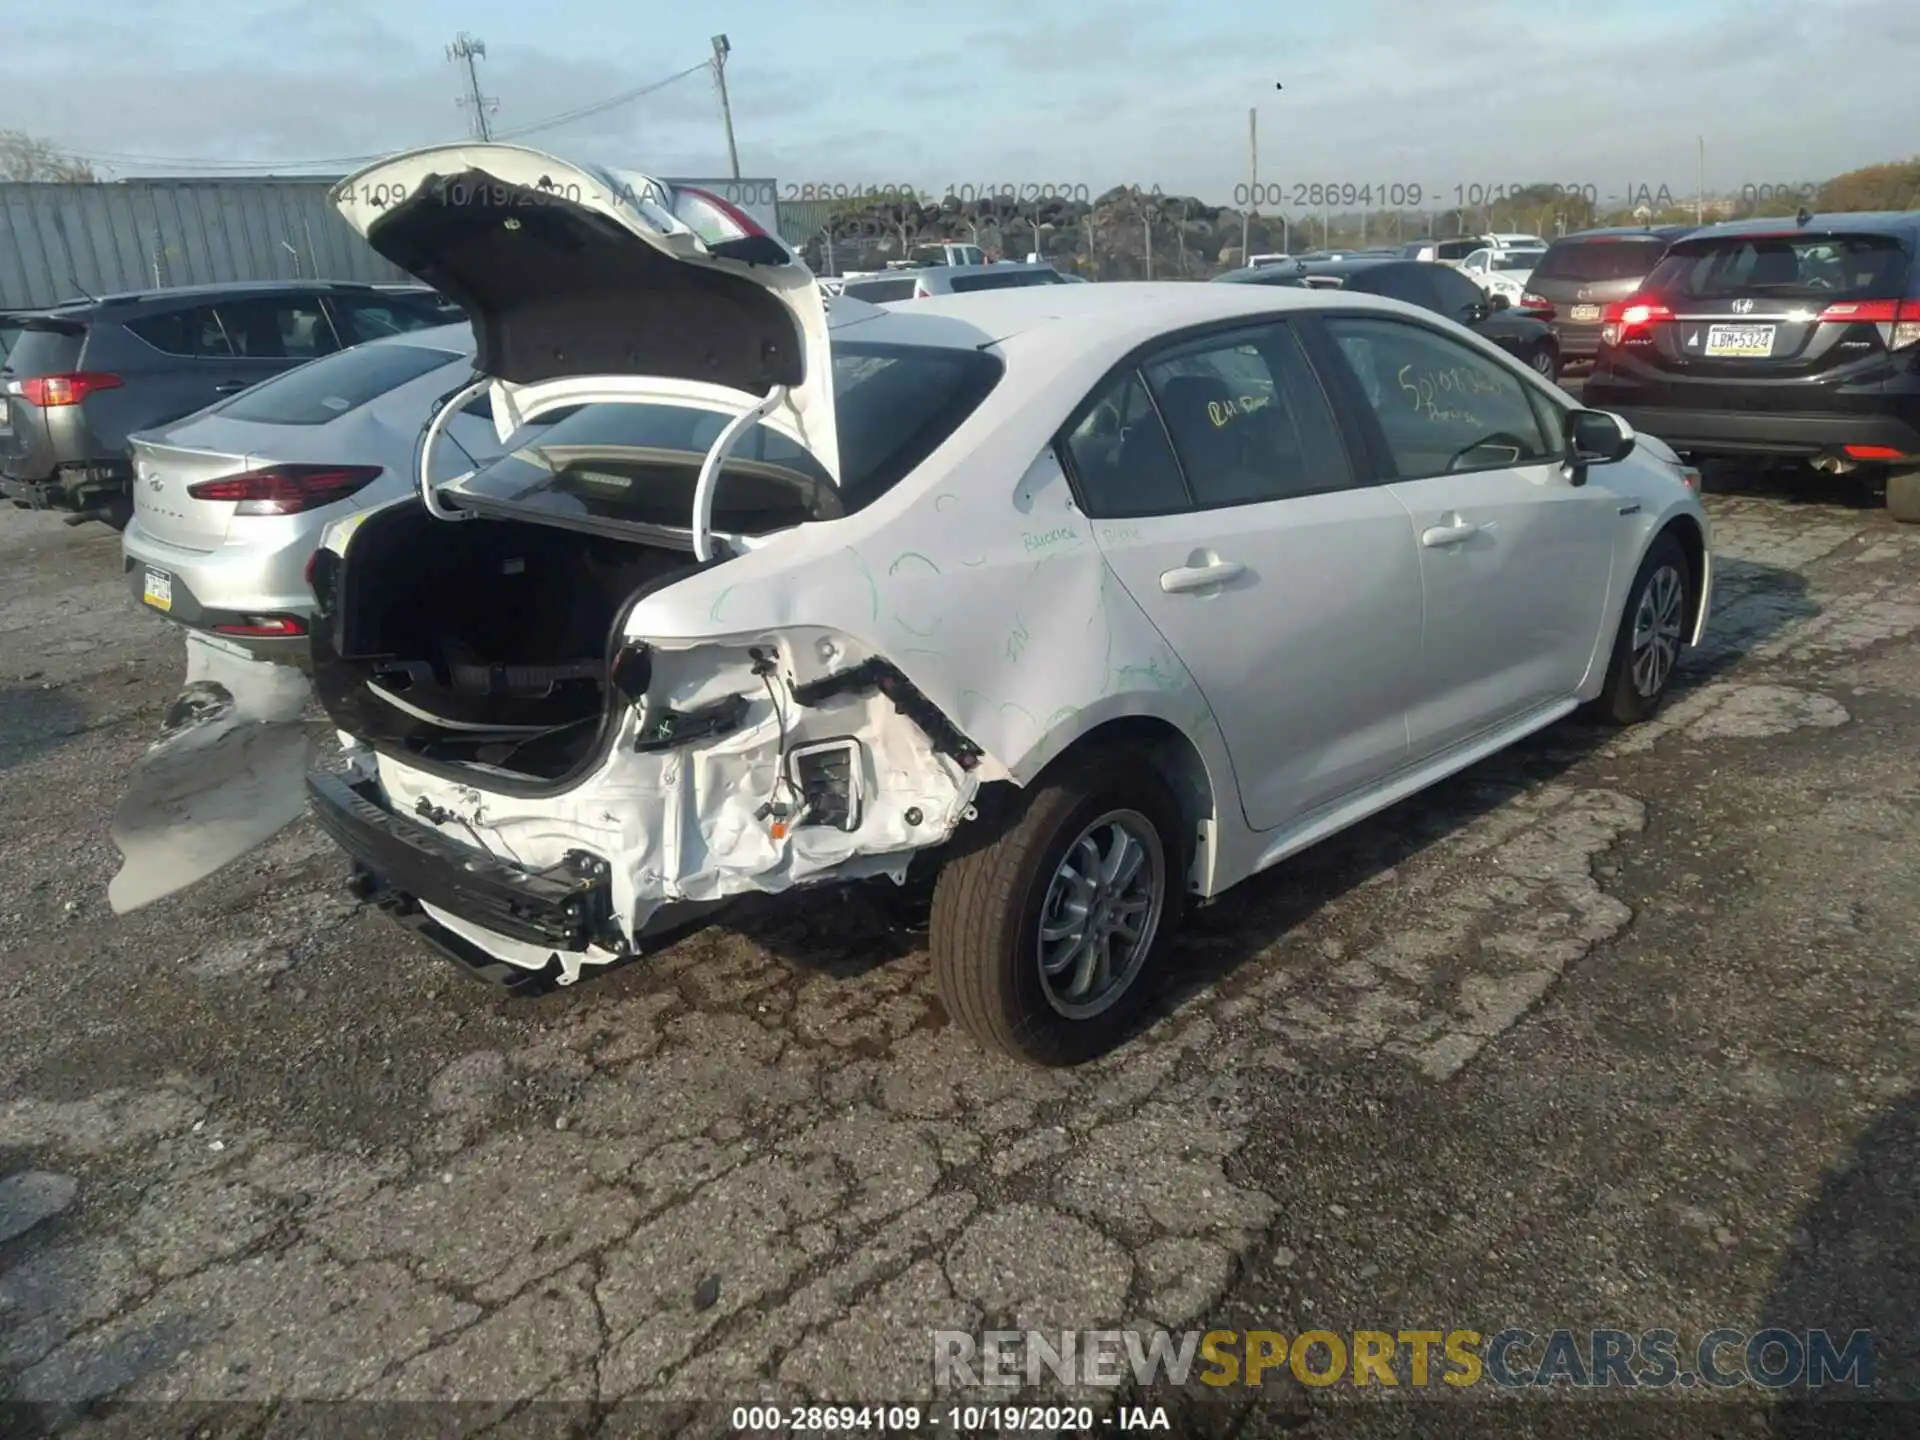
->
[495, 60, 712, 141]
[46, 57, 711, 173]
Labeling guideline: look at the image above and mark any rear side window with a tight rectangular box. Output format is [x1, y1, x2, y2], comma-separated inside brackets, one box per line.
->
[841, 277, 916, 303]
[456, 343, 1004, 532]
[1062, 371, 1189, 517]
[1348, 265, 1439, 312]
[1647, 234, 1909, 302]
[1533, 238, 1671, 284]
[126, 306, 233, 358]
[215, 342, 463, 426]
[947, 270, 1063, 292]
[1437, 240, 1479, 262]
[214, 296, 339, 359]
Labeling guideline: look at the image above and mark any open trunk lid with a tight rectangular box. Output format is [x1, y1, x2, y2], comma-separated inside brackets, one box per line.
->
[330, 143, 840, 484]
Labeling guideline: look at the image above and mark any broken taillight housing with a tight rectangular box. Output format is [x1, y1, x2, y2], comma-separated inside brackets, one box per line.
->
[188, 464, 383, 517]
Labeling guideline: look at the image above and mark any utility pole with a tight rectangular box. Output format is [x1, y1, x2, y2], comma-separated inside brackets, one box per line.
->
[447, 33, 497, 141]
[1242, 106, 1257, 262]
[711, 35, 740, 179]
[1696, 136, 1705, 224]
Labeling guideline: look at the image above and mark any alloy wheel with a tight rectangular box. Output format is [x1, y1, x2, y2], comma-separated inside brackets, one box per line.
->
[1630, 564, 1685, 698]
[1035, 809, 1166, 1020]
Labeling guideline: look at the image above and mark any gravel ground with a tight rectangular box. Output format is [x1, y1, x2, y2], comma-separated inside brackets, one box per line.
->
[1, 468, 1917, 1439]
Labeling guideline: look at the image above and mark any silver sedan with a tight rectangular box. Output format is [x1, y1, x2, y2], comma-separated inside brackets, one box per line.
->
[121, 324, 500, 662]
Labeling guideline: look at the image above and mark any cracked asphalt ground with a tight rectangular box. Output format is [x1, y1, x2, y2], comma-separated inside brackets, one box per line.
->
[2, 467, 1918, 1439]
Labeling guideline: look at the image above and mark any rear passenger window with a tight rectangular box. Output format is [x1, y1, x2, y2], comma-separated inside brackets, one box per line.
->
[1140, 324, 1355, 506]
[1062, 371, 1189, 517]
[126, 306, 233, 358]
[214, 297, 338, 359]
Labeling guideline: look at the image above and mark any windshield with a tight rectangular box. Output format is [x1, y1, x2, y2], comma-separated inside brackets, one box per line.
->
[1645, 233, 1910, 301]
[455, 342, 1005, 536]
[1532, 238, 1671, 283]
[1491, 253, 1540, 271]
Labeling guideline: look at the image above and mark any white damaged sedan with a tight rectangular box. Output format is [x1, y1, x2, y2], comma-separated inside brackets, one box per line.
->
[111, 143, 1712, 1066]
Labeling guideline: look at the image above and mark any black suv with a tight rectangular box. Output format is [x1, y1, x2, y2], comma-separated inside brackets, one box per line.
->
[1523, 225, 1695, 366]
[1583, 211, 1920, 521]
[1215, 257, 1562, 379]
[1, 281, 456, 529]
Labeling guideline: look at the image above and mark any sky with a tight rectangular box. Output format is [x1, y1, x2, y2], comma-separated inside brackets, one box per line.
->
[8, 0, 1919, 207]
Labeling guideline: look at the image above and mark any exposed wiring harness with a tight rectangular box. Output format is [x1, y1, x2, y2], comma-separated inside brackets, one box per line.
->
[751, 649, 808, 836]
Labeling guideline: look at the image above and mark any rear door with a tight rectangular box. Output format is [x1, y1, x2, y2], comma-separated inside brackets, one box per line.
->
[1317, 313, 1617, 756]
[1065, 319, 1424, 831]
[1626, 230, 1914, 407]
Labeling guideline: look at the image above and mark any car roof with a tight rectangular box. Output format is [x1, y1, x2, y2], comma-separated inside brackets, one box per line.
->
[909, 262, 1059, 278]
[364, 320, 473, 352]
[834, 279, 1408, 357]
[1666, 211, 1920, 242]
[46, 279, 432, 315]
[1554, 225, 1697, 243]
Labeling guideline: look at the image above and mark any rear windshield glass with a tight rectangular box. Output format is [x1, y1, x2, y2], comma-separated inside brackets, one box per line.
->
[948, 270, 1063, 292]
[216, 341, 462, 426]
[454, 342, 1005, 536]
[1533, 238, 1672, 283]
[1645, 233, 1910, 301]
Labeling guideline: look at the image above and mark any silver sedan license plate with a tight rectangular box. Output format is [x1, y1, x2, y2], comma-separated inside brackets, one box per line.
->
[142, 568, 173, 612]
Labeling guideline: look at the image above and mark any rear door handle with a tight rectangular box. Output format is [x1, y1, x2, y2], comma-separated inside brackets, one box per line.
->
[1159, 560, 1244, 594]
[1421, 520, 1480, 548]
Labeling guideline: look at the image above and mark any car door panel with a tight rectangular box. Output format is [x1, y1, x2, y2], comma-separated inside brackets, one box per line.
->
[1062, 322, 1424, 833]
[1096, 491, 1421, 827]
[1389, 464, 1617, 753]
[1318, 313, 1616, 757]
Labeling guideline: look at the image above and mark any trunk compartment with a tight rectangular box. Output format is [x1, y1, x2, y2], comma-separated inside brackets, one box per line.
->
[313, 503, 707, 784]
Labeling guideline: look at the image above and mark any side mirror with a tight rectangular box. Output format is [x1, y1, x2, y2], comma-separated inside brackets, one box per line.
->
[1563, 408, 1636, 486]
[1486, 291, 1512, 311]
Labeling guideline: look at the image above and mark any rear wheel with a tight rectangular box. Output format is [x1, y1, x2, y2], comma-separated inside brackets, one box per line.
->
[1529, 344, 1560, 382]
[930, 755, 1186, 1066]
[1593, 533, 1690, 725]
[1887, 467, 1920, 524]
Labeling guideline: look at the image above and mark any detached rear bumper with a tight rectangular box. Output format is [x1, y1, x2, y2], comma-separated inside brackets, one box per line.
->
[307, 769, 731, 990]
[308, 770, 615, 951]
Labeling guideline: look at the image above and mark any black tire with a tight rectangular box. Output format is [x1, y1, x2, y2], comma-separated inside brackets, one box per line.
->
[930, 753, 1187, 1066]
[1888, 467, 1920, 524]
[1529, 343, 1560, 382]
[1592, 532, 1690, 725]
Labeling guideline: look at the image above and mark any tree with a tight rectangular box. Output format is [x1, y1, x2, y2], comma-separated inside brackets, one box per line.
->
[0, 130, 97, 182]
[1817, 158, 1920, 214]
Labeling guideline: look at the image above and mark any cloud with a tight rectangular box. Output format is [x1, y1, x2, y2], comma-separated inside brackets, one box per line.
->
[6, 0, 1917, 202]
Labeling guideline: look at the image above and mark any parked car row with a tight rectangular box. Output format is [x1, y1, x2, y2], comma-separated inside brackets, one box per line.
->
[1228, 210, 1920, 522]
[0, 281, 460, 529]
[94, 142, 1714, 1071]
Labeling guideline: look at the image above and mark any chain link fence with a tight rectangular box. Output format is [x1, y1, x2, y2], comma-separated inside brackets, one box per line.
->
[773, 170, 1920, 282]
